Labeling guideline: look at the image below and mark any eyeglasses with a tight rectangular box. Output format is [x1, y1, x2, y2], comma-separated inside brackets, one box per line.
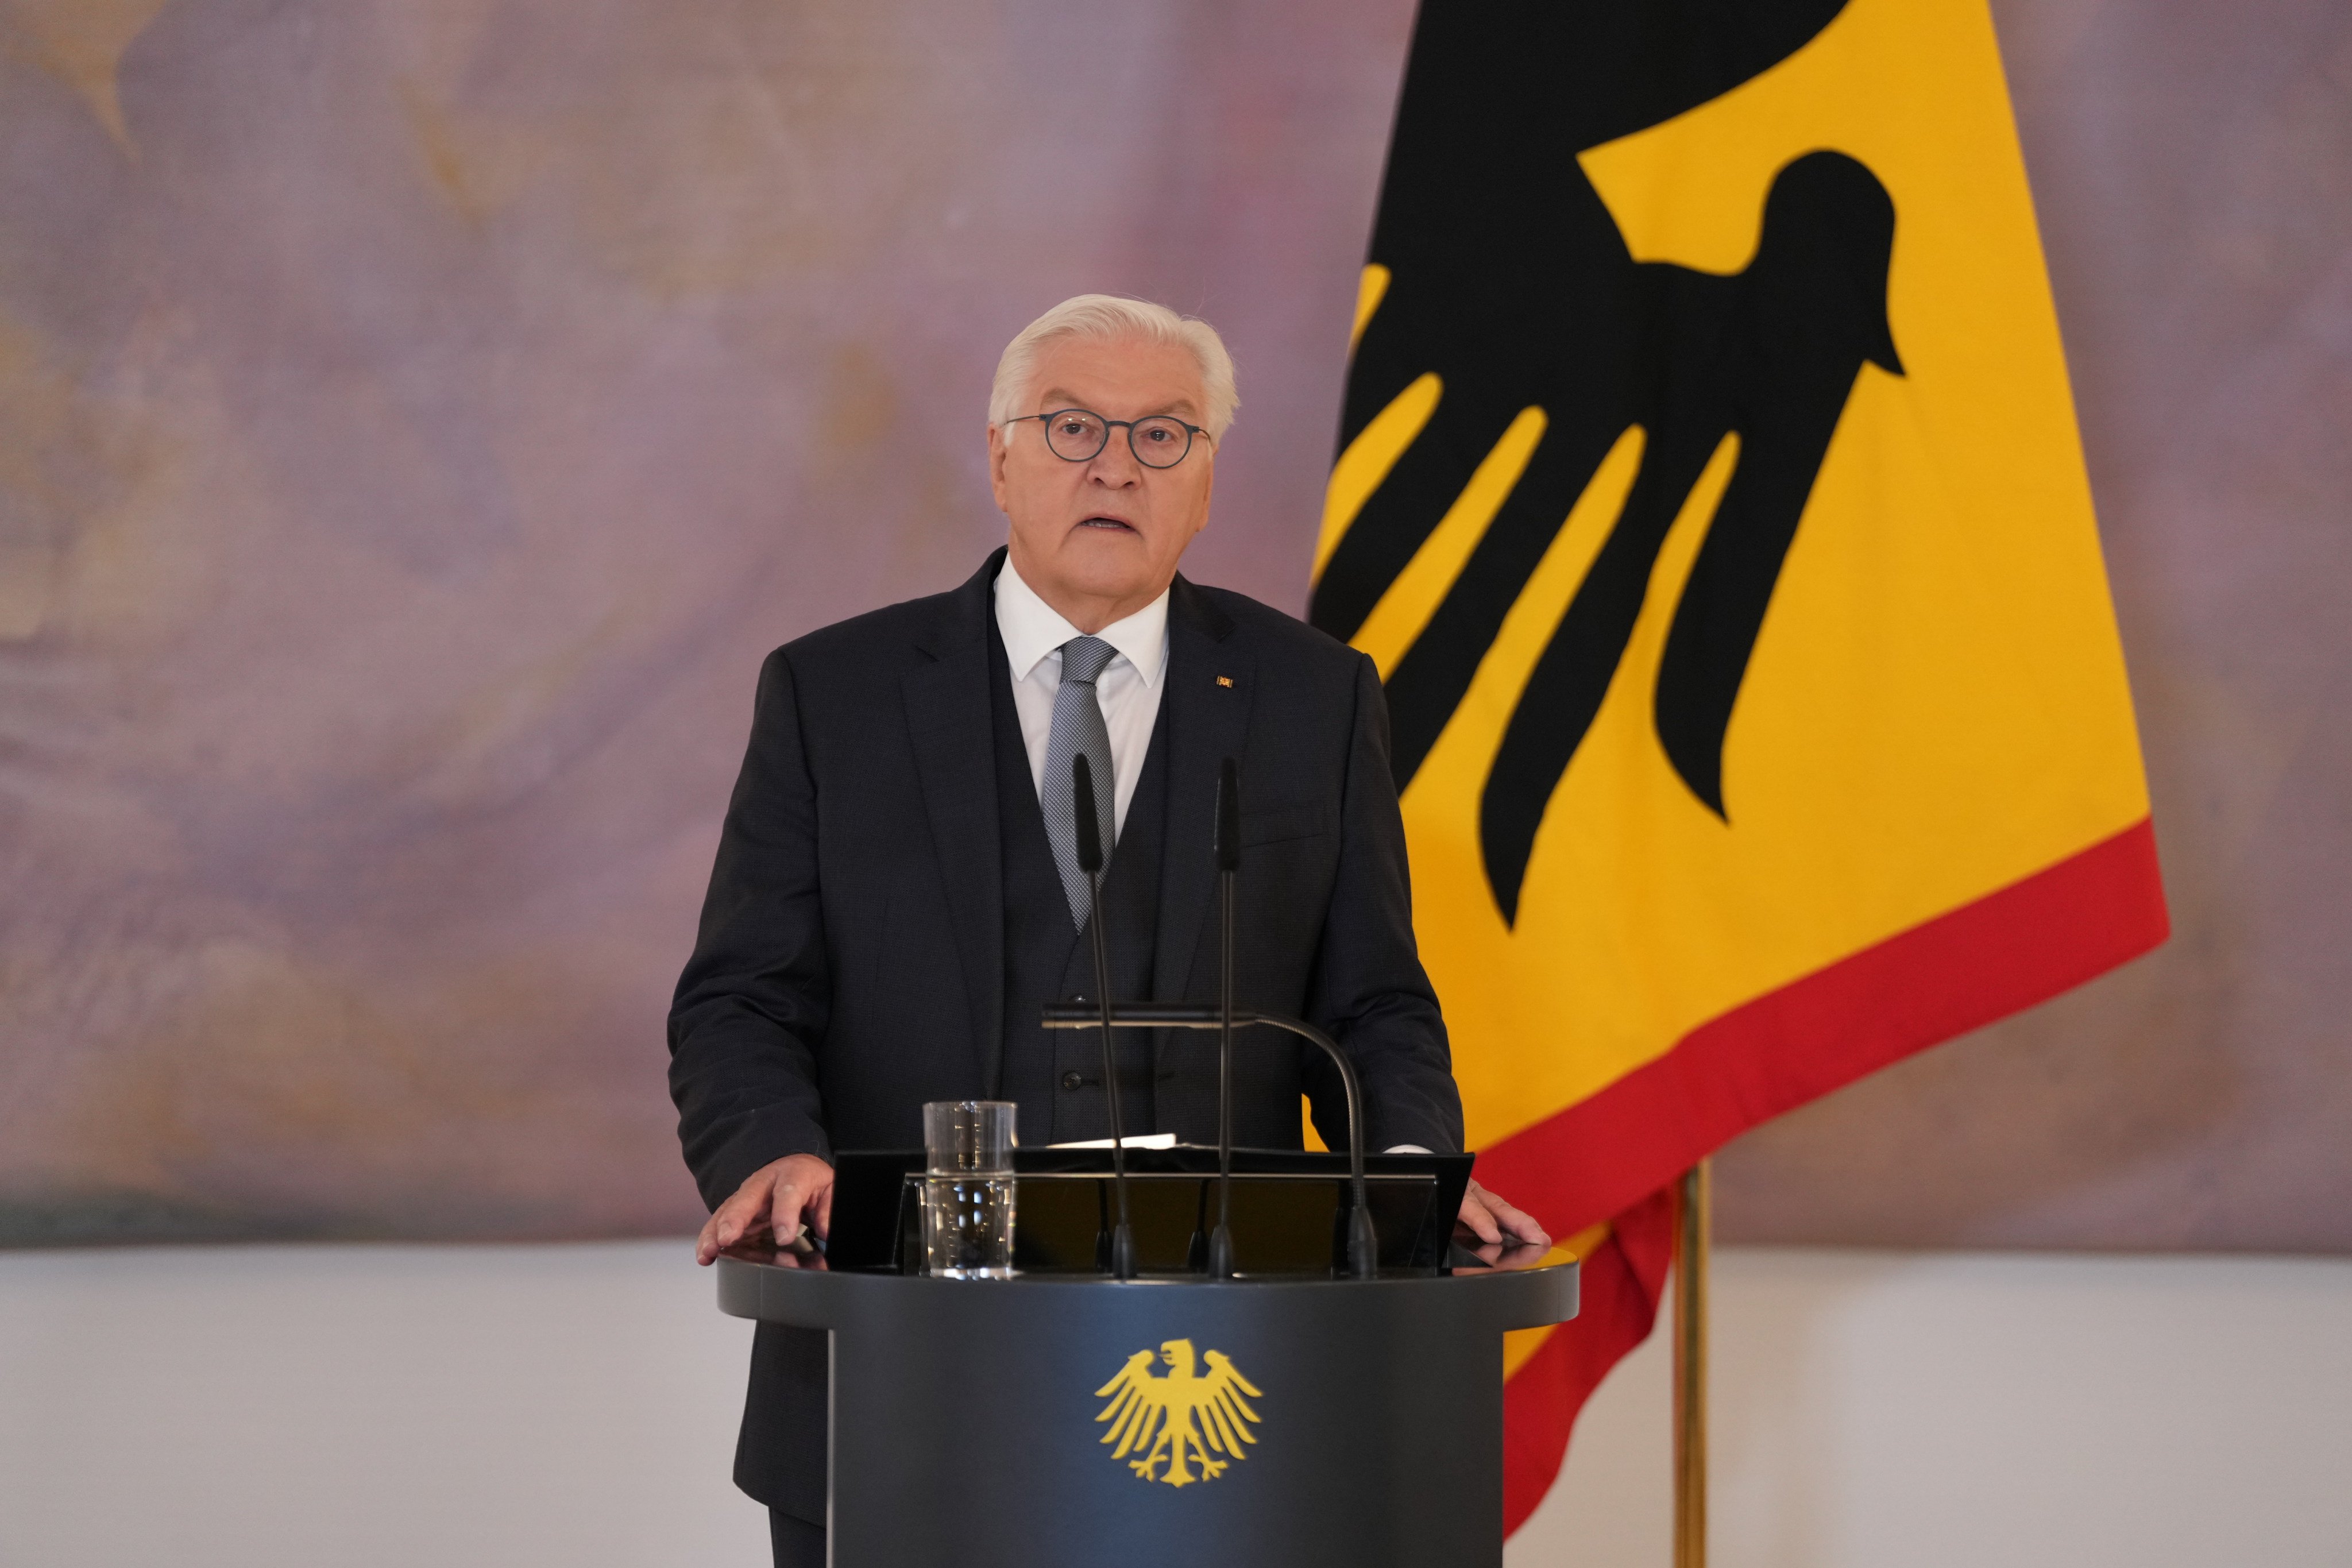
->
[1008, 408, 1210, 469]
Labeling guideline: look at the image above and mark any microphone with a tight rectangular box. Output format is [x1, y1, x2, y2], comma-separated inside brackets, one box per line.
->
[1071, 752, 1137, 1280]
[1207, 758, 1241, 1278]
[1042, 758, 1378, 1280]
[1036, 999, 1383, 1278]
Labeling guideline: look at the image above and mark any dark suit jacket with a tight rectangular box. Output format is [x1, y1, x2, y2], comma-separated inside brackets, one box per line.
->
[668, 549, 1465, 1510]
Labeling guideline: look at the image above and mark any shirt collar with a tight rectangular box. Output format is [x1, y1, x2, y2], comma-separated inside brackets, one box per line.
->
[994, 555, 1170, 689]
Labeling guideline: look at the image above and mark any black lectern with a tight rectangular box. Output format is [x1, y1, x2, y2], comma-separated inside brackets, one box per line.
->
[716, 757, 1575, 1563]
[716, 1234, 1577, 1567]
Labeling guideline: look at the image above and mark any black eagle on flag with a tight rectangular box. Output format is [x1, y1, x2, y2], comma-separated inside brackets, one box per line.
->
[1311, 0, 1901, 922]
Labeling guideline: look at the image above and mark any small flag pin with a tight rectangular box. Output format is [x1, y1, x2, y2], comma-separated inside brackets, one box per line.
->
[1215, 675, 1234, 688]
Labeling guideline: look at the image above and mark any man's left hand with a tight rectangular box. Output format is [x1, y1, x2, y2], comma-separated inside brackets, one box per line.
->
[1456, 1178, 1550, 1248]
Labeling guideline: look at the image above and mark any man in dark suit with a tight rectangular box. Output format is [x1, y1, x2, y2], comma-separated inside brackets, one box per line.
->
[669, 295, 1547, 1566]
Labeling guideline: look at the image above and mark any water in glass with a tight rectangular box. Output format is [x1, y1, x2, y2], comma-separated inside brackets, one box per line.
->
[921, 1173, 1017, 1279]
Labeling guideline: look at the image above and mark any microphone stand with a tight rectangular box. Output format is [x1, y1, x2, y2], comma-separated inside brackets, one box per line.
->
[1042, 1001, 1381, 1280]
[1071, 753, 1137, 1280]
[1207, 758, 1241, 1278]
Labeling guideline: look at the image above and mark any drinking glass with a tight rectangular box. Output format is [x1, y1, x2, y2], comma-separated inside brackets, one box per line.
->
[921, 1100, 1017, 1279]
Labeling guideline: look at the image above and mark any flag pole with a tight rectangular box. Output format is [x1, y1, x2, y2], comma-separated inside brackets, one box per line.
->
[1673, 1160, 1710, 1568]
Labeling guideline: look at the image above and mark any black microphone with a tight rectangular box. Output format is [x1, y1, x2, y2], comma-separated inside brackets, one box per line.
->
[1071, 753, 1137, 1280]
[1207, 758, 1241, 1278]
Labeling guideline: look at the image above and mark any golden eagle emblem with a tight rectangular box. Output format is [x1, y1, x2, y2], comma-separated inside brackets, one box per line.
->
[1092, 1338, 1264, 1486]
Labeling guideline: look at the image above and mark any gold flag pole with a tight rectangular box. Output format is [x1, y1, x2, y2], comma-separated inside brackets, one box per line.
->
[1673, 1160, 1710, 1568]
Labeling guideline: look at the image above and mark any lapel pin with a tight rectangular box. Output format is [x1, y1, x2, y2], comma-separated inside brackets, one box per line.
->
[1215, 675, 1234, 688]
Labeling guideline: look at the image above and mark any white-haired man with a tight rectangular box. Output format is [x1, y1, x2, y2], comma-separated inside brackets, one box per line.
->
[668, 295, 1547, 1565]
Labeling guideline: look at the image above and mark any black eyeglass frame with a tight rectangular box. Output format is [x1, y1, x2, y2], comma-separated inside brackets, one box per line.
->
[1009, 407, 1213, 469]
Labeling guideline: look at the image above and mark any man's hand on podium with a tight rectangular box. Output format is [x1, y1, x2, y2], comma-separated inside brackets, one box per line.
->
[694, 1154, 1545, 1261]
[696, 1153, 835, 1265]
[1455, 1179, 1550, 1249]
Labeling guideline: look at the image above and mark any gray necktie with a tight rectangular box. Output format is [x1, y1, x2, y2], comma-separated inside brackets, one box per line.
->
[1041, 635, 1119, 929]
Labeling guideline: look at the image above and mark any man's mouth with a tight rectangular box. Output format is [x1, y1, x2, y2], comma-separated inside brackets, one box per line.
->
[1077, 515, 1139, 534]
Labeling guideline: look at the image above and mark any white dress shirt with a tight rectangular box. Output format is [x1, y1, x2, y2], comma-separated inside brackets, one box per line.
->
[992, 556, 1169, 840]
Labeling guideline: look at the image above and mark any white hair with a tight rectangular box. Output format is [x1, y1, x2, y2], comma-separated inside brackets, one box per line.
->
[988, 293, 1239, 441]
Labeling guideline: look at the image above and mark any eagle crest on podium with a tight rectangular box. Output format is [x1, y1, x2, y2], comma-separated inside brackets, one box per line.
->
[1093, 1338, 1264, 1486]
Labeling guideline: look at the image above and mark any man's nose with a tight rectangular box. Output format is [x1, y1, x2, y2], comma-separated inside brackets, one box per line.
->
[1087, 437, 1142, 485]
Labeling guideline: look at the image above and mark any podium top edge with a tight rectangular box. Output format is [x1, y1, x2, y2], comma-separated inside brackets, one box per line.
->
[712, 1245, 1579, 1333]
[715, 1237, 1573, 1279]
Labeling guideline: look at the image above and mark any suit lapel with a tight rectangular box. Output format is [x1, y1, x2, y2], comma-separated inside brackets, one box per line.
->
[1153, 576, 1252, 1006]
[904, 553, 1007, 1094]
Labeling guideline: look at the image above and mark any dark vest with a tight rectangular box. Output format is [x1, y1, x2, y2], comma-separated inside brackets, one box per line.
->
[990, 621, 1170, 1145]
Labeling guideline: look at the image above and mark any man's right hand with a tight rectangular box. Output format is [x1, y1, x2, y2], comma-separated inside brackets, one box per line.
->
[696, 1153, 835, 1265]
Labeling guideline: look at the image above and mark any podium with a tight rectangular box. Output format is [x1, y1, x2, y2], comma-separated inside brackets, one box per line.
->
[716, 1231, 1577, 1566]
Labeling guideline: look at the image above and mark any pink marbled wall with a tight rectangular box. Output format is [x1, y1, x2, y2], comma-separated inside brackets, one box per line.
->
[0, 0, 1416, 1241]
[1, 0, 2345, 1250]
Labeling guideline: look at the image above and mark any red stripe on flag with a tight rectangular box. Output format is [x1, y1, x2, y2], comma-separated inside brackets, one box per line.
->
[1478, 817, 2167, 1234]
[1501, 1187, 1675, 1535]
[1484, 818, 2166, 1534]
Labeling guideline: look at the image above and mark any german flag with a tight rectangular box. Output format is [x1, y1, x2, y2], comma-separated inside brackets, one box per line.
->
[1314, 0, 2169, 1532]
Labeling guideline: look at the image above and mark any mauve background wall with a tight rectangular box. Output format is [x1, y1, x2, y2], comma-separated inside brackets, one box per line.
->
[0, 0, 2342, 1252]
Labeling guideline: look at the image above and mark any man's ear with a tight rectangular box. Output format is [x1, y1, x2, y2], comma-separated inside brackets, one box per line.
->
[987, 422, 1012, 514]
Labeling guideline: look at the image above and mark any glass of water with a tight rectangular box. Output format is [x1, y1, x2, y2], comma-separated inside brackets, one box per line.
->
[921, 1100, 1016, 1279]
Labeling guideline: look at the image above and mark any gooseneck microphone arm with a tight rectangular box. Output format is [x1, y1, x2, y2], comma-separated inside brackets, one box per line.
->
[1070, 753, 1137, 1280]
[1040, 1000, 1380, 1280]
[1208, 758, 1241, 1279]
